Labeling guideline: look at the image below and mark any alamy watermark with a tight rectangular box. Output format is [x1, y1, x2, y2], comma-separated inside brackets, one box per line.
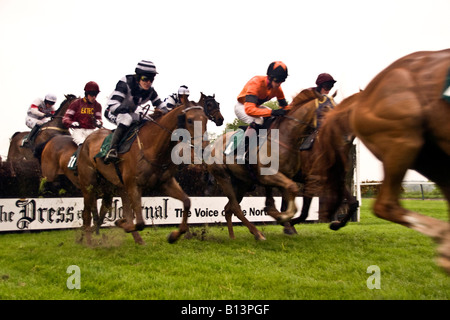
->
[170, 121, 280, 175]
[66, 265, 81, 289]
[366, 265, 381, 289]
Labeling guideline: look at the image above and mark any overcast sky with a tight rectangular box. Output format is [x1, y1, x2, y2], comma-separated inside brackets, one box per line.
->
[0, 0, 448, 181]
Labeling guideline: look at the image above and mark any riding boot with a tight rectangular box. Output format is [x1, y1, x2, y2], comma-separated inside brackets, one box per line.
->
[104, 124, 128, 164]
[68, 144, 82, 173]
[236, 124, 258, 163]
[22, 124, 41, 148]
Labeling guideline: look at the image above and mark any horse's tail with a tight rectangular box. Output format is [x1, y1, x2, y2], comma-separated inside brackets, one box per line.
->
[33, 139, 51, 162]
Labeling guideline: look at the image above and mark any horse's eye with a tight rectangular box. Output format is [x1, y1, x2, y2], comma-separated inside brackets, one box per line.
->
[187, 118, 193, 124]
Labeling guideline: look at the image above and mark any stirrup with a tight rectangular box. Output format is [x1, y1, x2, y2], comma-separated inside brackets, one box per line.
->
[104, 149, 119, 164]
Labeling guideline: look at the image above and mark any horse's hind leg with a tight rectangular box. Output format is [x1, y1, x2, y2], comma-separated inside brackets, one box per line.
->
[410, 149, 450, 273]
[80, 191, 97, 245]
[224, 202, 235, 239]
[373, 143, 450, 273]
[95, 193, 113, 234]
[209, 166, 265, 240]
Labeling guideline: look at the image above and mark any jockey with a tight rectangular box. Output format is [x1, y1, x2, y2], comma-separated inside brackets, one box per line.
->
[314, 73, 336, 95]
[314, 73, 337, 128]
[299, 73, 337, 151]
[63, 81, 102, 169]
[235, 61, 289, 126]
[234, 61, 289, 161]
[103, 60, 167, 164]
[164, 85, 190, 111]
[22, 93, 57, 147]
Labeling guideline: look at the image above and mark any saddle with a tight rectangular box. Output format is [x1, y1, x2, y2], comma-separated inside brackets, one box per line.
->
[94, 121, 145, 159]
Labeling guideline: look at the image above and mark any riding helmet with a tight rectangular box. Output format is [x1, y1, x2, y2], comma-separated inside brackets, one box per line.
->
[315, 73, 336, 85]
[135, 60, 158, 76]
[84, 81, 100, 93]
[44, 93, 57, 103]
[267, 61, 288, 82]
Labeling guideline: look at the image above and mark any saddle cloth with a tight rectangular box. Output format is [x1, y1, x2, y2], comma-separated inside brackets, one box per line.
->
[443, 68, 450, 103]
[94, 122, 144, 159]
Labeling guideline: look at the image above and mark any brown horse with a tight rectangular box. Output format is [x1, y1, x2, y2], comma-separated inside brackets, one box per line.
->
[279, 92, 362, 234]
[7, 94, 77, 162]
[198, 92, 224, 126]
[317, 49, 450, 274]
[77, 99, 208, 244]
[205, 89, 321, 240]
[296, 93, 361, 229]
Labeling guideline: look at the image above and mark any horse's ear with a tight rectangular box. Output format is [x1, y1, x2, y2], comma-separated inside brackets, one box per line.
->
[198, 92, 206, 105]
[181, 94, 189, 105]
[332, 90, 338, 98]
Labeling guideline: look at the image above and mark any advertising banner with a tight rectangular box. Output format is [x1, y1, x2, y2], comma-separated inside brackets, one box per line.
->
[0, 197, 318, 232]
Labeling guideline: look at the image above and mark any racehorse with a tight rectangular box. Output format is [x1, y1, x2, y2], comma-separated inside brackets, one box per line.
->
[205, 89, 321, 240]
[77, 99, 208, 244]
[317, 49, 450, 274]
[282, 92, 361, 234]
[198, 92, 224, 126]
[7, 94, 76, 162]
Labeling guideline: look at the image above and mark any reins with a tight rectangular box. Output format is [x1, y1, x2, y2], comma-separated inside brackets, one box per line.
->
[137, 105, 205, 169]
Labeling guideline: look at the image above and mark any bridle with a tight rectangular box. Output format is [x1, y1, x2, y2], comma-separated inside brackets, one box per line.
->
[203, 96, 220, 123]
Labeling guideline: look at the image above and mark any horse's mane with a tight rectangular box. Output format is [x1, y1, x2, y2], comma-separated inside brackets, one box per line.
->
[314, 92, 360, 189]
[54, 94, 77, 116]
[288, 88, 320, 113]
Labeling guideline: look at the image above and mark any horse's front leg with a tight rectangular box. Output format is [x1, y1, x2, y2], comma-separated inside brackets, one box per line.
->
[115, 190, 145, 245]
[163, 177, 191, 243]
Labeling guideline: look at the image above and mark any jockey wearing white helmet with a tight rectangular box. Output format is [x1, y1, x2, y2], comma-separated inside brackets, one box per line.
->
[22, 93, 57, 147]
[164, 85, 190, 111]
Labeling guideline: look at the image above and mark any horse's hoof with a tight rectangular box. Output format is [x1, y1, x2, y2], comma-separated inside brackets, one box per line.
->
[135, 222, 145, 231]
[329, 221, 341, 231]
[167, 231, 180, 244]
[283, 226, 298, 235]
[254, 232, 266, 241]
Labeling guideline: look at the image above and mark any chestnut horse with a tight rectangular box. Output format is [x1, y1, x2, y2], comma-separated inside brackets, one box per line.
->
[205, 89, 321, 240]
[281, 92, 361, 234]
[317, 49, 450, 274]
[7, 94, 76, 162]
[77, 100, 208, 244]
[40, 94, 221, 239]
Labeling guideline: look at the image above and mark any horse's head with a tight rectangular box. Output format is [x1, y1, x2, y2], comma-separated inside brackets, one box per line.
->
[172, 97, 209, 153]
[198, 92, 224, 126]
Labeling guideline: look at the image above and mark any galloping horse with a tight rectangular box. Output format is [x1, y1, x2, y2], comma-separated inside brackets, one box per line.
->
[205, 89, 321, 240]
[317, 49, 450, 274]
[287, 92, 362, 234]
[198, 92, 224, 126]
[77, 99, 208, 244]
[7, 94, 76, 161]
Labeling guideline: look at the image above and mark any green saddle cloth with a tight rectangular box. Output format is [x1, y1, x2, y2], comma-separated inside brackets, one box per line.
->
[443, 68, 450, 103]
[224, 128, 245, 155]
[94, 133, 113, 159]
[94, 122, 144, 159]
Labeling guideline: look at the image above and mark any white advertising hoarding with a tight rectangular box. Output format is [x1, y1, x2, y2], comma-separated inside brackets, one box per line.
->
[0, 197, 318, 232]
